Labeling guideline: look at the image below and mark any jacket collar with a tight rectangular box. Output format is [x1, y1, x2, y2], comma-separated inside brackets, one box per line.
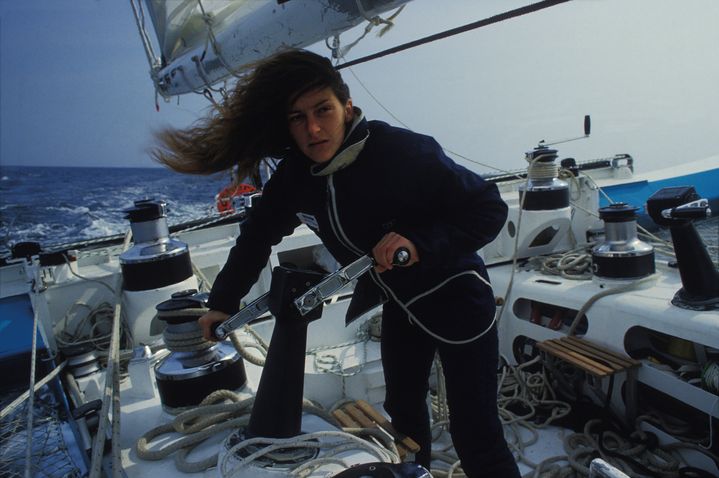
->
[310, 107, 369, 177]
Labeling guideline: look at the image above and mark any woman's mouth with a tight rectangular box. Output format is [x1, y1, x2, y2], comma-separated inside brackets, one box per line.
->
[309, 140, 327, 148]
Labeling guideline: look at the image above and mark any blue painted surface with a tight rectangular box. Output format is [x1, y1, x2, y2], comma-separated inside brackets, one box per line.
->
[0, 294, 45, 359]
[600, 168, 719, 213]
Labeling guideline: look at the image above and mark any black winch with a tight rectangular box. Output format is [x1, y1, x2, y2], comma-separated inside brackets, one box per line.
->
[592, 203, 655, 279]
[119, 200, 193, 291]
[153, 289, 247, 414]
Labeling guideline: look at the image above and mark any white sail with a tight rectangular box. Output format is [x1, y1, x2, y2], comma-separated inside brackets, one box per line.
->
[141, 0, 412, 97]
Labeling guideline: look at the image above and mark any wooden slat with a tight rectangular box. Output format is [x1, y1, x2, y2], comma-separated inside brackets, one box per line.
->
[537, 340, 612, 377]
[343, 403, 376, 429]
[332, 408, 359, 428]
[538, 336, 641, 379]
[354, 400, 421, 454]
[338, 402, 417, 458]
[564, 336, 640, 369]
[334, 406, 408, 459]
[557, 340, 626, 371]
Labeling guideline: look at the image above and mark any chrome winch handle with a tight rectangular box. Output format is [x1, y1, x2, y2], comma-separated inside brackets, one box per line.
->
[213, 293, 271, 340]
[661, 198, 711, 220]
[212, 247, 411, 339]
[293, 247, 410, 316]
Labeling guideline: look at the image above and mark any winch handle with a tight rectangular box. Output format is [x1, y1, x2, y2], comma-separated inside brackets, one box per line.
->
[661, 199, 711, 220]
[211, 293, 270, 341]
[391, 246, 411, 266]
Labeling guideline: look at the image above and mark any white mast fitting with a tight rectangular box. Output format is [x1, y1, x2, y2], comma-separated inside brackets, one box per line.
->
[142, 0, 413, 97]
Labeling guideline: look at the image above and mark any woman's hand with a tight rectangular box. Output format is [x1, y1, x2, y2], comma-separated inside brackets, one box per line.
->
[372, 232, 419, 273]
[198, 309, 230, 341]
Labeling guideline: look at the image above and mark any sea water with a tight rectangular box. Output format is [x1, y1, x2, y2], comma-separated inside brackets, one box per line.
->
[0, 165, 231, 255]
[1, 165, 716, 264]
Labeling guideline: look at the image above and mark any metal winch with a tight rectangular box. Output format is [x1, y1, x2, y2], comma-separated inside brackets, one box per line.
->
[504, 145, 572, 258]
[592, 203, 655, 279]
[153, 290, 246, 414]
[119, 199, 198, 345]
[519, 145, 570, 211]
[119, 199, 193, 291]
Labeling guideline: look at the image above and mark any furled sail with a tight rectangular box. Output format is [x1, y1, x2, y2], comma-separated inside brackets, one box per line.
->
[138, 0, 412, 97]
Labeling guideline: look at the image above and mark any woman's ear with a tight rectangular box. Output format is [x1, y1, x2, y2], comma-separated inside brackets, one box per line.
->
[344, 99, 354, 121]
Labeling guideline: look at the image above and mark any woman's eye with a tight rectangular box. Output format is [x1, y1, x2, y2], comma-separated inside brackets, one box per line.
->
[288, 115, 303, 124]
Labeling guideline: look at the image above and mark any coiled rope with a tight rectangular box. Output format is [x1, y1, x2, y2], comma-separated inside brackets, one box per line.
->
[136, 389, 401, 474]
[220, 429, 399, 478]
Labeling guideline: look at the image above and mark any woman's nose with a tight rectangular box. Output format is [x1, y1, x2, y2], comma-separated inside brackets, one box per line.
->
[306, 116, 321, 135]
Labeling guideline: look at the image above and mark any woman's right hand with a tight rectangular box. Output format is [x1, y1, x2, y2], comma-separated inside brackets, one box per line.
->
[198, 309, 230, 341]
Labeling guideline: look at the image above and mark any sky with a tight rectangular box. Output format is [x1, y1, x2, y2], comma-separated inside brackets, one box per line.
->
[1, 0, 718, 174]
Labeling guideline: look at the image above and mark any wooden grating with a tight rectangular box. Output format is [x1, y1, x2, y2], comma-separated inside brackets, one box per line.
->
[332, 399, 420, 458]
[537, 336, 641, 378]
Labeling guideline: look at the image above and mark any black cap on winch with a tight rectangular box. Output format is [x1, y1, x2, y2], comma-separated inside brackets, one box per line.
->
[526, 145, 558, 163]
[11, 241, 42, 260]
[124, 199, 166, 223]
[598, 203, 641, 222]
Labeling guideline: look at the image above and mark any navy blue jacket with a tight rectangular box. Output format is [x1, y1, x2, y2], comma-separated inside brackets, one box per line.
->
[207, 117, 508, 341]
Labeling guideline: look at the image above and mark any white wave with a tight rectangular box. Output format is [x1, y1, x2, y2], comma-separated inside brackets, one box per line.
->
[1, 176, 8, 181]
[47, 205, 91, 215]
[81, 217, 127, 240]
[165, 200, 217, 224]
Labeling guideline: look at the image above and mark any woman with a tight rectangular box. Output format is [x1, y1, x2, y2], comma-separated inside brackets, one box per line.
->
[153, 49, 520, 478]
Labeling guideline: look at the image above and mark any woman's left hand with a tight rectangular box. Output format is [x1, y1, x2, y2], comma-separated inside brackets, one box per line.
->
[372, 232, 419, 273]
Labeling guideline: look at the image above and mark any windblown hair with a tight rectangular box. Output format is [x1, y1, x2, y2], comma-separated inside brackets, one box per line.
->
[151, 49, 350, 183]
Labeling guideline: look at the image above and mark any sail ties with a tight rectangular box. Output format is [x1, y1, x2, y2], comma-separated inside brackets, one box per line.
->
[355, 1, 406, 37]
[330, 3, 406, 59]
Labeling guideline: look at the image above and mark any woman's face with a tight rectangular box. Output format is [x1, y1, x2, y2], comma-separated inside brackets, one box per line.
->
[288, 87, 354, 163]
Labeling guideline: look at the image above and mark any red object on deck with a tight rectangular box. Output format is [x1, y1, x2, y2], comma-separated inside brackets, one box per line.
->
[216, 183, 256, 213]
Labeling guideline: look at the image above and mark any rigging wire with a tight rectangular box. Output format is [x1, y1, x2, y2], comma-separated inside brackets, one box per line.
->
[335, 0, 572, 70]
[343, 61, 526, 175]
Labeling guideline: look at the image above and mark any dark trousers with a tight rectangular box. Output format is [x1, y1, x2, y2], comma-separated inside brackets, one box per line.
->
[381, 300, 520, 478]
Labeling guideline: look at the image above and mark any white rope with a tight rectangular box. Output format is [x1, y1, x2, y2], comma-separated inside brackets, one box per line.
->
[523, 245, 594, 281]
[495, 154, 548, 329]
[219, 429, 399, 478]
[566, 274, 656, 337]
[89, 230, 132, 478]
[527, 161, 559, 181]
[137, 389, 391, 474]
[373, 269, 497, 345]
[196, 0, 246, 80]
[129, 0, 163, 109]
[128, 0, 159, 72]
[23, 267, 41, 478]
[0, 362, 66, 420]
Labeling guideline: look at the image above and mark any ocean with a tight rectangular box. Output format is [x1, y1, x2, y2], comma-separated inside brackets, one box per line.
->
[1, 165, 716, 263]
[0, 166, 230, 256]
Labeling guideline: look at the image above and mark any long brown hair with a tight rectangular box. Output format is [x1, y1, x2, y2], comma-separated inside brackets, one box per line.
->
[151, 50, 350, 183]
